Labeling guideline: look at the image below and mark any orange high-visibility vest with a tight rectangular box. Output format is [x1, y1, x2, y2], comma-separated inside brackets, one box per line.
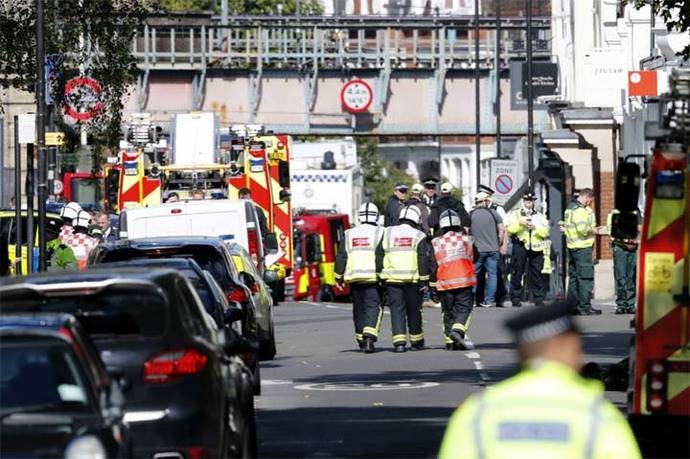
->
[432, 231, 476, 291]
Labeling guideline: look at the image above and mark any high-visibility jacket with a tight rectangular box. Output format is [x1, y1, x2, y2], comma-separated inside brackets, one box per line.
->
[338, 224, 384, 283]
[47, 238, 77, 271]
[439, 360, 641, 459]
[377, 223, 429, 283]
[564, 201, 596, 249]
[505, 207, 550, 252]
[63, 231, 98, 270]
[431, 231, 476, 291]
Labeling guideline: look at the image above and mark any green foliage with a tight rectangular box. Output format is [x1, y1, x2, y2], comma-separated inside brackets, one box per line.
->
[629, 0, 689, 59]
[227, 0, 323, 15]
[0, 0, 151, 163]
[357, 137, 415, 210]
[159, 0, 213, 11]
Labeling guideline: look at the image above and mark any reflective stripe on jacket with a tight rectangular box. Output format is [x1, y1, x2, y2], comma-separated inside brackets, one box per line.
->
[564, 202, 595, 249]
[343, 224, 383, 283]
[431, 231, 476, 291]
[505, 208, 550, 252]
[439, 361, 641, 459]
[380, 224, 427, 283]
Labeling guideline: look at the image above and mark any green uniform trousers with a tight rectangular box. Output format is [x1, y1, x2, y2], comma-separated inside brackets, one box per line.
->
[567, 247, 594, 313]
[613, 245, 637, 311]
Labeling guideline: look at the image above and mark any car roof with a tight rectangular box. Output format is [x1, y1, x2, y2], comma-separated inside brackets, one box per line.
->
[96, 257, 203, 272]
[0, 267, 179, 290]
[101, 236, 227, 250]
[0, 313, 74, 330]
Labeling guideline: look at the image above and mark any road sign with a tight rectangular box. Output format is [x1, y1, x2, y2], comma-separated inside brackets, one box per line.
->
[53, 179, 64, 195]
[45, 132, 65, 146]
[340, 79, 373, 113]
[17, 113, 36, 144]
[63, 76, 103, 121]
[628, 71, 658, 97]
[490, 159, 519, 205]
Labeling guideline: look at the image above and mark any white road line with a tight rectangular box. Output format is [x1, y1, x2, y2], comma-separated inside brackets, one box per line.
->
[262, 379, 295, 385]
[473, 361, 484, 370]
[464, 351, 481, 359]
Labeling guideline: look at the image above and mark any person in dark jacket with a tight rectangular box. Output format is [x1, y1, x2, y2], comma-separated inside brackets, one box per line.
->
[428, 182, 471, 236]
[423, 177, 439, 207]
[409, 183, 430, 235]
[383, 183, 408, 227]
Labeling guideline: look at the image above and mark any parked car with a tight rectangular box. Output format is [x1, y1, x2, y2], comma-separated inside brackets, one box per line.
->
[228, 242, 277, 361]
[0, 313, 130, 458]
[87, 237, 263, 392]
[0, 269, 257, 458]
[0, 210, 63, 275]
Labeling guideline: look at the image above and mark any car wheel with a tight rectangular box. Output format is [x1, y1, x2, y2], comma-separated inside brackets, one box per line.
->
[259, 320, 277, 361]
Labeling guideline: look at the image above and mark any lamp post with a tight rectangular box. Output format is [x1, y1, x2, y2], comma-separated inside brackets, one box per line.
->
[526, 0, 534, 193]
[36, 0, 47, 271]
[474, 0, 481, 189]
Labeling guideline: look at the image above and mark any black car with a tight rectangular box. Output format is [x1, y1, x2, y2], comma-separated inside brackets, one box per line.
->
[0, 269, 257, 458]
[88, 237, 263, 392]
[0, 313, 130, 458]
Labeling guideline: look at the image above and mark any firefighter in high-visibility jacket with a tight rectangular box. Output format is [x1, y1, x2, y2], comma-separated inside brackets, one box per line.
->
[335, 203, 385, 353]
[439, 301, 641, 459]
[429, 210, 476, 351]
[58, 201, 82, 243]
[505, 192, 550, 307]
[559, 188, 601, 315]
[376, 205, 431, 353]
[62, 210, 99, 270]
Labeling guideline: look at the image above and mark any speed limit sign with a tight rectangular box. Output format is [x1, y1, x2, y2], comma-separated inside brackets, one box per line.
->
[340, 79, 373, 113]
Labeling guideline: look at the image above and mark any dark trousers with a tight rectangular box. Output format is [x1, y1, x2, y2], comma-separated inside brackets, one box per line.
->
[613, 245, 637, 310]
[509, 242, 546, 305]
[440, 287, 474, 344]
[349, 283, 383, 342]
[567, 247, 594, 312]
[386, 284, 423, 346]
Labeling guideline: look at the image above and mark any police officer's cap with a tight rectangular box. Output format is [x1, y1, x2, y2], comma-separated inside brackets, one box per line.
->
[504, 301, 579, 344]
[478, 184, 495, 196]
[423, 176, 439, 187]
[523, 192, 537, 201]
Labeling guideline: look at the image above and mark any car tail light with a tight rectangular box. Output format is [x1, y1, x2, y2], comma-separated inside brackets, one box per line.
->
[247, 228, 259, 264]
[646, 359, 668, 413]
[143, 349, 208, 384]
[187, 447, 203, 459]
[248, 282, 259, 294]
[227, 287, 249, 303]
[170, 208, 182, 214]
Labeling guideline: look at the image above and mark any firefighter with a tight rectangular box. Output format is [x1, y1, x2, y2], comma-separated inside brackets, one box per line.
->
[335, 202, 384, 353]
[430, 210, 476, 351]
[409, 183, 431, 235]
[376, 205, 431, 352]
[505, 192, 550, 307]
[63, 210, 99, 270]
[560, 188, 601, 315]
[607, 208, 642, 314]
[439, 300, 641, 459]
[46, 219, 77, 271]
[58, 201, 82, 243]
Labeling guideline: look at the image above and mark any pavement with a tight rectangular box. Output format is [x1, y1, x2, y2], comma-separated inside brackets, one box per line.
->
[256, 300, 634, 458]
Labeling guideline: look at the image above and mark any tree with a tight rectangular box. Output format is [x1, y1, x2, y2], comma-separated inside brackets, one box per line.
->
[0, 0, 151, 163]
[357, 137, 415, 210]
[629, 0, 689, 59]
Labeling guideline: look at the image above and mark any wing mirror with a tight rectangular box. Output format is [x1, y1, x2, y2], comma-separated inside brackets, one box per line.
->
[221, 328, 259, 355]
[223, 301, 244, 324]
[264, 232, 279, 253]
[263, 269, 279, 285]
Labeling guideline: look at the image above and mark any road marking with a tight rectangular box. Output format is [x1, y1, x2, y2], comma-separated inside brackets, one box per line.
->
[464, 351, 480, 359]
[263, 379, 294, 385]
[294, 381, 440, 391]
[473, 361, 484, 370]
[304, 301, 390, 315]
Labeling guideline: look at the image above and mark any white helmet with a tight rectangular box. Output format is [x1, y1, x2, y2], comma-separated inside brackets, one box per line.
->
[60, 201, 82, 222]
[439, 209, 462, 230]
[73, 210, 92, 230]
[398, 205, 421, 225]
[358, 202, 379, 224]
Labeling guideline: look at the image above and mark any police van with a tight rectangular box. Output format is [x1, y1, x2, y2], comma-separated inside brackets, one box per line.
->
[118, 199, 277, 273]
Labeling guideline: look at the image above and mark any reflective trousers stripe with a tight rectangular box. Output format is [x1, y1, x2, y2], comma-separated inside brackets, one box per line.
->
[410, 333, 424, 342]
[392, 334, 408, 345]
[363, 326, 378, 337]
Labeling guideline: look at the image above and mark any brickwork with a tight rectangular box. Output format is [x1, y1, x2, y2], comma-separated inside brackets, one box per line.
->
[596, 171, 615, 260]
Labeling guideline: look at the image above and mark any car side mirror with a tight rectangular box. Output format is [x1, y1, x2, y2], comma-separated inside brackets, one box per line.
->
[239, 271, 256, 290]
[279, 189, 291, 203]
[264, 232, 279, 252]
[221, 327, 259, 355]
[263, 269, 279, 285]
[223, 301, 244, 324]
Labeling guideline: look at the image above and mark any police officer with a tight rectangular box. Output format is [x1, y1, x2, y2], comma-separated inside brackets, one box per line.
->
[607, 208, 641, 314]
[63, 210, 99, 270]
[422, 176, 439, 207]
[505, 192, 550, 307]
[335, 203, 385, 353]
[430, 210, 476, 350]
[46, 219, 77, 271]
[560, 188, 601, 315]
[383, 183, 408, 227]
[376, 205, 431, 352]
[439, 301, 641, 459]
[58, 201, 82, 243]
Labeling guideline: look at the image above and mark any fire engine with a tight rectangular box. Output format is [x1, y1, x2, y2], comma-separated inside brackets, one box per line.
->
[614, 69, 689, 457]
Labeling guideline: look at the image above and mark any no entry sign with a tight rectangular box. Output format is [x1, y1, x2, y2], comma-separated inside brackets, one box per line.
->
[490, 159, 519, 205]
[341, 79, 373, 113]
[63, 76, 103, 121]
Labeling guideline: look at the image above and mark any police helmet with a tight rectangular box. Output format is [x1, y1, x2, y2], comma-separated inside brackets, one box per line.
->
[439, 209, 462, 230]
[60, 202, 82, 223]
[398, 205, 422, 225]
[73, 210, 92, 230]
[358, 202, 379, 224]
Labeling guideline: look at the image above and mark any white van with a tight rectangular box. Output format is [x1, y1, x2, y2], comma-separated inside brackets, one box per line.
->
[119, 199, 270, 271]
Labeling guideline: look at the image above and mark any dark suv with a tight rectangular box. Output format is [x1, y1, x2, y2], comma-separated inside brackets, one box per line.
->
[0, 313, 130, 458]
[0, 269, 256, 458]
[88, 237, 262, 391]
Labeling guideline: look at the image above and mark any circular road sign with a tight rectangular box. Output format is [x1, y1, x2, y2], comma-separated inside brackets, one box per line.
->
[53, 179, 64, 195]
[63, 76, 104, 121]
[341, 79, 373, 113]
[495, 174, 513, 194]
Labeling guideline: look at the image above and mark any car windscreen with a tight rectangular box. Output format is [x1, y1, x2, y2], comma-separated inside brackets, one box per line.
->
[179, 268, 215, 315]
[0, 338, 93, 414]
[2, 293, 167, 337]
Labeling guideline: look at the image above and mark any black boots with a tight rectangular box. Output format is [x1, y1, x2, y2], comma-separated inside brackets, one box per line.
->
[362, 337, 375, 354]
[393, 344, 407, 353]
